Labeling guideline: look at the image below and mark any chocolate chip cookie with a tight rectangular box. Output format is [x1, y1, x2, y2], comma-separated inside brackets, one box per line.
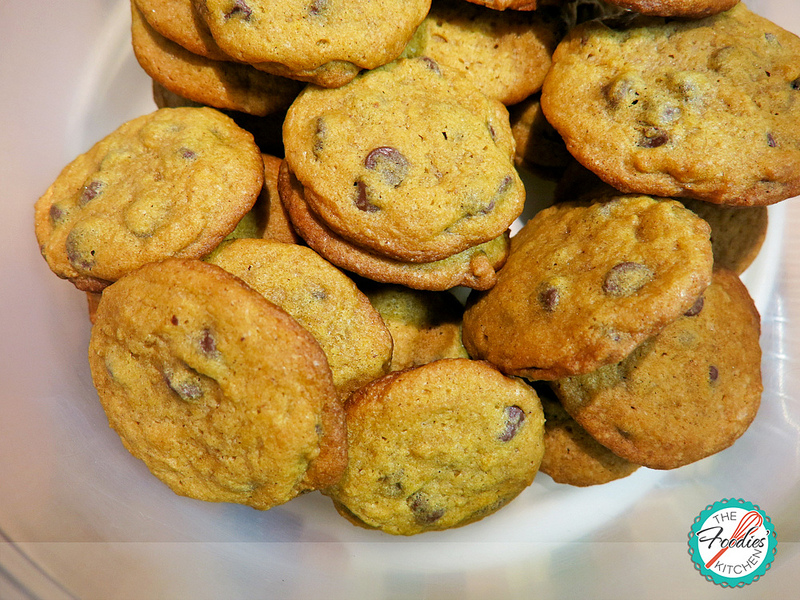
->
[324, 358, 545, 535]
[551, 268, 762, 470]
[88, 258, 346, 509]
[462, 194, 714, 380]
[34, 107, 264, 291]
[541, 3, 800, 206]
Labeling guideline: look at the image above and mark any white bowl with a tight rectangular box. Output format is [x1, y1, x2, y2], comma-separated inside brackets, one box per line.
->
[1, 1, 798, 598]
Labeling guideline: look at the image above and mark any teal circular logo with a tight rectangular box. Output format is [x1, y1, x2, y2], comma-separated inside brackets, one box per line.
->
[688, 498, 777, 587]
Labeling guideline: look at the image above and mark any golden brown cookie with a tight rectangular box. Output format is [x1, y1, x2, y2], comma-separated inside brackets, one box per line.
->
[283, 57, 524, 263]
[34, 107, 264, 292]
[551, 268, 762, 470]
[509, 93, 573, 179]
[362, 283, 469, 371]
[278, 162, 510, 291]
[88, 258, 346, 509]
[194, 0, 431, 87]
[134, 0, 232, 61]
[132, 5, 303, 117]
[541, 4, 800, 206]
[462, 195, 714, 380]
[206, 238, 393, 396]
[324, 359, 545, 535]
[407, 0, 560, 105]
[536, 383, 639, 486]
[605, 0, 739, 18]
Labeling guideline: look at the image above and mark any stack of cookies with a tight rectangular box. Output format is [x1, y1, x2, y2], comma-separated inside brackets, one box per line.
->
[33, 0, 800, 534]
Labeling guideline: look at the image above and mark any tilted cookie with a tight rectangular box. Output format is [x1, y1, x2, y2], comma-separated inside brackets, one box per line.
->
[406, 0, 561, 105]
[536, 383, 639, 487]
[34, 107, 263, 291]
[194, 0, 431, 87]
[509, 93, 573, 179]
[324, 359, 545, 535]
[462, 195, 713, 380]
[207, 238, 393, 396]
[278, 162, 510, 290]
[541, 4, 800, 206]
[551, 268, 762, 470]
[134, 0, 232, 61]
[283, 57, 525, 263]
[132, 5, 303, 117]
[362, 282, 469, 371]
[88, 258, 346, 509]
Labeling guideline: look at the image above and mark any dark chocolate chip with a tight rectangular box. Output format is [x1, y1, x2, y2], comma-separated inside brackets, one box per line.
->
[684, 296, 704, 317]
[312, 118, 327, 158]
[164, 367, 204, 402]
[180, 148, 197, 160]
[538, 286, 559, 312]
[171, 315, 179, 326]
[199, 328, 218, 357]
[364, 146, 409, 187]
[308, 0, 328, 16]
[709, 365, 719, 382]
[354, 180, 379, 212]
[65, 230, 95, 270]
[49, 203, 68, 225]
[603, 262, 653, 297]
[407, 491, 445, 525]
[767, 132, 777, 147]
[378, 472, 405, 498]
[499, 405, 525, 442]
[225, 0, 253, 20]
[79, 181, 104, 206]
[420, 56, 441, 75]
[791, 78, 800, 90]
[638, 127, 669, 148]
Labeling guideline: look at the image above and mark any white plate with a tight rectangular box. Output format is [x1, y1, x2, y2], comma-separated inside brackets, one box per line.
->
[1, 1, 799, 598]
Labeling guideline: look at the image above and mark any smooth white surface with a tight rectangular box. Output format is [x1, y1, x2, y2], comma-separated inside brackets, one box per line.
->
[1, 1, 798, 598]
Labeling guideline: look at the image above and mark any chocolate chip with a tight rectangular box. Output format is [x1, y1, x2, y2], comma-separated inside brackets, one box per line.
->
[604, 74, 641, 109]
[538, 286, 559, 312]
[792, 78, 800, 90]
[487, 122, 497, 142]
[767, 133, 777, 147]
[684, 296, 704, 317]
[49, 203, 69, 225]
[638, 127, 669, 148]
[420, 56, 442, 75]
[180, 148, 197, 160]
[225, 0, 252, 20]
[378, 472, 405, 498]
[199, 328, 218, 357]
[311, 288, 327, 300]
[499, 405, 525, 442]
[171, 315, 179, 326]
[709, 365, 719, 382]
[354, 180, 379, 212]
[407, 491, 445, 525]
[603, 262, 653, 297]
[65, 230, 95, 271]
[163, 366, 204, 402]
[79, 181, 104, 206]
[364, 146, 409, 187]
[312, 117, 326, 158]
[308, 0, 328, 16]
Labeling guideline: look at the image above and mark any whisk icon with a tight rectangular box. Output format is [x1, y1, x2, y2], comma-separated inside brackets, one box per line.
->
[704, 510, 763, 568]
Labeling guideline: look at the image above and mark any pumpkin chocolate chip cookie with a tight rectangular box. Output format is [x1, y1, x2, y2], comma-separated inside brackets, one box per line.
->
[324, 358, 545, 535]
[34, 107, 263, 292]
[541, 3, 800, 206]
[462, 194, 714, 380]
[88, 258, 346, 509]
[551, 268, 762, 470]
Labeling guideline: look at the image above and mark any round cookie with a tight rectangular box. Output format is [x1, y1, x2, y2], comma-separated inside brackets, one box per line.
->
[88, 258, 346, 509]
[194, 0, 431, 88]
[536, 383, 639, 487]
[463, 0, 539, 10]
[362, 283, 469, 371]
[541, 4, 800, 206]
[34, 107, 264, 292]
[132, 6, 303, 117]
[206, 238, 393, 396]
[135, 0, 232, 61]
[551, 268, 762, 470]
[283, 57, 525, 263]
[406, 0, 561, 105]
[324, 359, 545, 535]
[462, 195, 714, 380]
[605, 0, 739, 18]
[278, 162, 510, 291]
